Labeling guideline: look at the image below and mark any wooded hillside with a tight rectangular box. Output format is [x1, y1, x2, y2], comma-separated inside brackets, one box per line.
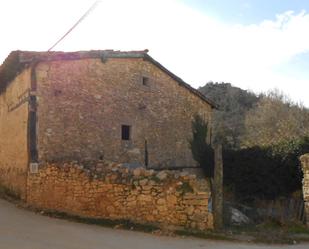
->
[199, 82, 309, 149]
[199, 82, 309, 200]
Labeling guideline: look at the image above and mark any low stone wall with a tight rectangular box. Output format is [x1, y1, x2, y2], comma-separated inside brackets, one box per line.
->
[26, 162, 213, 231]
[301, 154, 309, 227]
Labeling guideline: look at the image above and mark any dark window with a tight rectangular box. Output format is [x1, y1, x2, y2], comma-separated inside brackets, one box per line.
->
[121, 125, 131, 140]
[142, 77, 149, 86]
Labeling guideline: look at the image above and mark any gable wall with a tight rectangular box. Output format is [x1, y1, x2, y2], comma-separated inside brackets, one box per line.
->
[0, 68, 31, 198]
[35, 58, 212, 168]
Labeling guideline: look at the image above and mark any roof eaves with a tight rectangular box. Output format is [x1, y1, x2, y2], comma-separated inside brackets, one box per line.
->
[0, 50, 218, 109]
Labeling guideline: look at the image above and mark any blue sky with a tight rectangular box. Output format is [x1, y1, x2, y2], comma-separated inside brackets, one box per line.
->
[275, 53, 309, 79]
[180, 0, 309, 105]
[182, 0, 309, 23]
[0, 0, 308, 106]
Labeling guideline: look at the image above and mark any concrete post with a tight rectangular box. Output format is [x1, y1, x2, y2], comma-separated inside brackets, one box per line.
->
[300, 154, 309, 227]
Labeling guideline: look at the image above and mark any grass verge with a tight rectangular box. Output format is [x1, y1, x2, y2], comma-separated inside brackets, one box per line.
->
[175, 229, 235, 241]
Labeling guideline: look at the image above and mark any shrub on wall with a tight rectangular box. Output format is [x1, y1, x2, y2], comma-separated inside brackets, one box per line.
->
[189, 114, 214, 178]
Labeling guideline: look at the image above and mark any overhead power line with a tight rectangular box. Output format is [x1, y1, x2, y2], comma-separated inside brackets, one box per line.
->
[48, 0, 101, 52]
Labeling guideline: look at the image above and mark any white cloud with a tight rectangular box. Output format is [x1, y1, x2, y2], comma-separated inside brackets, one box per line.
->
[1, 0, 309, 106]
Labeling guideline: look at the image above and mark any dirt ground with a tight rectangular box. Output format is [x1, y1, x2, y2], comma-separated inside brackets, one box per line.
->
[0, 198, 308, 249]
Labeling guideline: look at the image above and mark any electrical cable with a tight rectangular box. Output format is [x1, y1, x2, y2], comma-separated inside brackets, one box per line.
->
[47, 0, 101, 51]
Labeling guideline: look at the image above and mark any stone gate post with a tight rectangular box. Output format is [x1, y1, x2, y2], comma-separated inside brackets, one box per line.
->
[300, 154, 309, 227]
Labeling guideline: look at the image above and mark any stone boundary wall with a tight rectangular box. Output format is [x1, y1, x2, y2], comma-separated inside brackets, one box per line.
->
[26, 162, 213, 231]
[301, 154, 309, 227]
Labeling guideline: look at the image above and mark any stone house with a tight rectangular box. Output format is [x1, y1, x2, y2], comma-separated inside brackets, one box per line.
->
[0, 50, 216, 199]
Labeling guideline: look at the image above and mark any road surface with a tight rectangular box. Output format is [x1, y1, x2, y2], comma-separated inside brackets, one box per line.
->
[0, 198, 307, 249]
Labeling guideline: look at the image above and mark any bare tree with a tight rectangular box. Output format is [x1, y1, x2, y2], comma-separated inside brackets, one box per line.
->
[242, 89, 309, 147]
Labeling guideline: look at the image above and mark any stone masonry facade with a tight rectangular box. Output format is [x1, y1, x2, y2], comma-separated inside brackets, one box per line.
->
[33, 51, 214, 168]
[0, 67, 31, 199]
[0, 50, 215, 230]
[301, 154, 309, 227]
[27, 162, 213, 230]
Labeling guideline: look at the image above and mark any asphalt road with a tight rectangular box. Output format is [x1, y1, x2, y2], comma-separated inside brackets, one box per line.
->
[0, 198, 308, 249]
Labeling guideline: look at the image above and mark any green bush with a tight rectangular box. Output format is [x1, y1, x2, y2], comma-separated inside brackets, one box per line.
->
[189, 114, 214, 177]
[223, 137, 309, 202]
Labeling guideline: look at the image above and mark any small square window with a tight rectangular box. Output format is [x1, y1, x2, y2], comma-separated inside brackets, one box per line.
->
[142, 77, 149, 86]
[121, 125, 131, 140]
